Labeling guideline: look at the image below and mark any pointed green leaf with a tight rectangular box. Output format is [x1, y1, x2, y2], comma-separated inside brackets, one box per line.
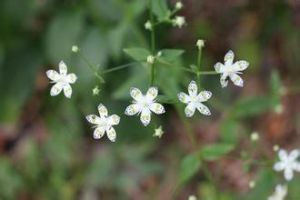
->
[123, 48, 150, 61]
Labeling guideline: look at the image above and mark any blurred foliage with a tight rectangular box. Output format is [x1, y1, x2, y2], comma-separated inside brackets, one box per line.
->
[0, 0, 300, 200]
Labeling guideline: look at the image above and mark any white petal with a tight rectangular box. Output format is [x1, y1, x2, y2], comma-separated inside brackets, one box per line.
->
[279, 149, 288, 160]
[150, 103, 165, 114]
[229, 73, 244, 87]
[107, 127, 117, 142]
[214, 62, 224, 73]
[50, 82, 63, 96]
[63, 84, 72, 98]
[98, 104, 108, 117]
[273, 162, 285, 171]
[220, 73, 229, 88]
[188, 80, 198, 96]
[46, 70, 60, 81]
[59, 60, 68, 75]
[224, 50, 234, 65]
[66, 73, 77, 84]
[284, 168, 294, 181]
[140, 109, 151, 126]
[184, 103, 196, 117]
[130, 87, 143, 101]
[146, 87, 158, 100]
[232, 60, 249, 71]
[108, 114, 120, 125]
[125, 104, 140, 116]
[289, 149, 299, 160]
[197, 91, 212, 102]
[177, 92, 190, 104]
[93, 127, 105, 139]
[86, 114, 101, 125]
[196, 103, 211, 116]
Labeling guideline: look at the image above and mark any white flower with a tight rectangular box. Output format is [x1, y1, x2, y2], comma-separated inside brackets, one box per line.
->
[214, 50, 249, 88]
[153, 126, 164, 138]
[125, 87, 165, 126]
[188, 195, 197, 200]
[92, 86, 100, 96]
[147, 55, 155, 64]
[273, 149, 300, 181]
[196, 39, 205, 49]
[144, 20, 152, 31]
[86, 104, 120, 142]
[250, 131, 259, 142]
[46, 61, 77, 98]
[268, 184, 287, 200]
[173, 16, 186, 28]
[71, 45, 79, 53]
[178, 80, 212, 117]
[175, 2, 183, 10]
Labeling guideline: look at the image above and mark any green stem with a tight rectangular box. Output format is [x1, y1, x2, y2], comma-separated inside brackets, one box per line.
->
[196, 47, 202, 88]
[149, 0, 155, 86]
[150, 63, 155, 86]
[78, 51, 105, 83]
[102, 62, 136, 74]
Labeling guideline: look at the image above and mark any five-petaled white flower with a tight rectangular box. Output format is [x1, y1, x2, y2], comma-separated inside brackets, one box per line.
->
[173, 16, 186, 28]
[46, 61, 77, 98]
[268, 184, 287, 200]
[273, 149, 300, 181]
[214, 50, 249, 88]
[178, 80, 212, 117]
[125, 87, 165, 126]
[86, 104, 120, 142]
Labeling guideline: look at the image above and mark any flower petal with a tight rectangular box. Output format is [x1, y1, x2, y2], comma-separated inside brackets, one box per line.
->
[229, 73, 244, 87]
[150, 103, 165, 114]
[46, 70, 60, 81]
[50, 82, 63, 96]
[130, 87, 143, 101]
[214, 62, 224, 73]
[93, 127, 105, 139]
[184, 103, 196, 117]
[197, 91, 212, 102]
[86, 114, 101, 124]
[279, 149, 288, 160]
[178, 92, 190, 104]
[146, 87, 158, 100]
[224, 50, 234, 65]
[59, 60, 68, 75]
[125, 104, 140, 116]
[97, 104, 108, 117]
[66, 73, 77, 84]
[284, 168, 294, 181]
[220, 73, 229, 88]
[63, 84, 72, 98]
[108, 114, 120, 125]
[140, 109, 151, 126]
[107, 127, 117, 142]
[188, 80, 198, 96]
[273, 162, 285, 172]
[289, 149, 300, 160]
[196, 103, 211, 116]
[232, 60, 249, 71]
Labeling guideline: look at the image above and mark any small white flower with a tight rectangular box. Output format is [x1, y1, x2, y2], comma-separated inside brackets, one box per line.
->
[178, 80, 212, 117]
[196, 39, 205, 49]
[92, 86, 100, 96]
[273, 145, 280, 152]
[46, 61, 77, 98]
[175, 1, 183, 10]
[144, 20, 152, 31]
[268, 184, 287, 200]
[125, 87, 165, 126]
[250, 131, 259, 142]
[273, 149, 300, 181]
[147, 55, 155, 64]
[188, 195, 197, 200]
[214, 50, 249, 88]
[153, 126, 164, 138]
[173, 16, 186, 28]
[86, 104, 120, 142]
[71, 45, 79, 53]
[248, 180, 256, 188]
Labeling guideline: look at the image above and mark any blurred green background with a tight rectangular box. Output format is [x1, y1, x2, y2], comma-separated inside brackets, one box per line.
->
[1, 0, 300, 199]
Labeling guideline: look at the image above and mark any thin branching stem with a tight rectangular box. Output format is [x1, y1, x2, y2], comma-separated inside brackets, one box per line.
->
[102, 62, 136, 74]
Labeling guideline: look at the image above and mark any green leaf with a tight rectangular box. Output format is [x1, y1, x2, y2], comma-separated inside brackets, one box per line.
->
[123, 48, 150, 62]
[201, 144, 234, 161]
[179, 152, 201, 184]
[160, 49, 184, 62]
[220, 119, 239, 145]
[232, 96, 275, 118]
[152, 0, 170, 21]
